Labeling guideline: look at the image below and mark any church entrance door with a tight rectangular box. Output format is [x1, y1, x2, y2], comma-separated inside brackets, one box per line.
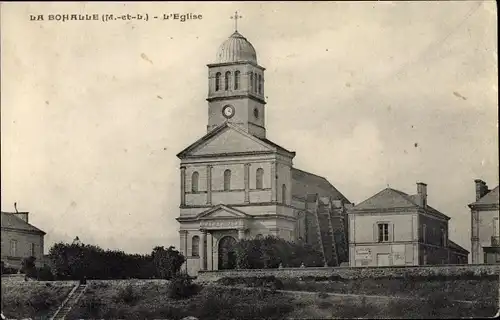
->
[218, 236, 238, 270]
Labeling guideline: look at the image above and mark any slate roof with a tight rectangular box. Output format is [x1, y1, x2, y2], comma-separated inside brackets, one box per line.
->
[291, 168, 350, 203]
[470, 185, 499, 206]
[448, 240, 469, 254]
[352, 187, 450, 220]
[1, 212, 46, 234]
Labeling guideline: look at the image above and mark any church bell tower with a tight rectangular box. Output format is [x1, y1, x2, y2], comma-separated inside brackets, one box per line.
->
[206, 12, 266, 139]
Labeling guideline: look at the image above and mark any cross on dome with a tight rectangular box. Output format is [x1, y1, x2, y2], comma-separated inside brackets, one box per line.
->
[230, 11, 242, 32]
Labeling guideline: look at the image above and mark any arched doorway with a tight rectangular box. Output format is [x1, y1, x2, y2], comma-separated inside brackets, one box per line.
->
[218, 236, 237, 270]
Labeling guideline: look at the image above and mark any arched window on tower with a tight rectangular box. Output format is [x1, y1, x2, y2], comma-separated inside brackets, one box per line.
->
[225, 71, 231, 90]
[215, 72, 221, 91]
[256, 168, 264, 189]
[192, 235, 200, 257]
[191, 171, 199, 193]
[234, 71, 240, 90]
[254, 73, 258, 92]
[258, 74, 262, 94]
[249, 73, 253, 91]
[224, 169, 231, 191]
[282, 184, 287, 204]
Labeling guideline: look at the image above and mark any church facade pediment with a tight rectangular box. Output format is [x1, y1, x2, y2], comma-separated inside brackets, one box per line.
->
[177, 123, 288, 159]
[197, 204, 252, 220]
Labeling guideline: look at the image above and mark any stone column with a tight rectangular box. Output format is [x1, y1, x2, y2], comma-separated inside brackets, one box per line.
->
[238, 229, 246, 240]
[244, 163, 250, 204]
[271, 161, 277, 202]
[207, 232, 213, 270]
[200, 230, 207, 271]
[180, 166, 186, 206]
[207, 165, 212, 205]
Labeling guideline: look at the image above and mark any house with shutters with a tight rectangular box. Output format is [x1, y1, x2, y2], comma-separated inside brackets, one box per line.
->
[348, 182, 468, 267]
[469, 179, 499, 264]
[1, 205, 46, 270]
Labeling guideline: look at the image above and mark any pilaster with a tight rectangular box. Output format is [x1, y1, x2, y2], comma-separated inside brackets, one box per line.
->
[180, 166, 186, 206]
[207, 165, 212, 205]
[271, 161, 277, 202]
[244, 163, 250, 204]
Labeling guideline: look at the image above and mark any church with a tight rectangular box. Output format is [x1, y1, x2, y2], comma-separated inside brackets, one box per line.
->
[176, 18, 351, 275]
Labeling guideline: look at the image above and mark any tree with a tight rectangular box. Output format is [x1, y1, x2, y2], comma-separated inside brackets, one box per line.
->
[152, 246, 185, 279]
[21, 256, 37, 278]
[234, 236, 324, 269]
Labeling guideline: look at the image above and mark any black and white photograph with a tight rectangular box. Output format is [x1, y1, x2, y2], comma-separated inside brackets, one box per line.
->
[1, 1, 498, 319]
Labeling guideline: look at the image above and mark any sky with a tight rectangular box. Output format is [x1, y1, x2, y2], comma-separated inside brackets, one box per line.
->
[1, 1, 498, 259]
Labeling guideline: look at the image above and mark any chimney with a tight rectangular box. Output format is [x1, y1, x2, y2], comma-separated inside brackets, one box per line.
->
[416, 182, 427, 208]
[13, 202, 29, 223]
[474, 179, 489, 201]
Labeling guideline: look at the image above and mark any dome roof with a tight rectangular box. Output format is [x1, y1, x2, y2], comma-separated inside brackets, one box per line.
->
[216, 31, 257, 64]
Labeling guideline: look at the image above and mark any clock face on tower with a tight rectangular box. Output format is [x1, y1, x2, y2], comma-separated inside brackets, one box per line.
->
[222, 105, 235, 119]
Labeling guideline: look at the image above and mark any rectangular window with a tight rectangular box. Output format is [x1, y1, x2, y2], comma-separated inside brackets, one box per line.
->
[422, 224, 427, 243]
[423, 248, 427, 265]
[30, 243, 36, 257]
[10, 240, 17, 256]
[378, 223, 389, 242]
[440, 227, 446, 247]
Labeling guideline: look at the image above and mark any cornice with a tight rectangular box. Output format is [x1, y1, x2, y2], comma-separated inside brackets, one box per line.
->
[207, 61, 266, 71]
[468, 203, 500, 211]
[206, 94, 266, 105]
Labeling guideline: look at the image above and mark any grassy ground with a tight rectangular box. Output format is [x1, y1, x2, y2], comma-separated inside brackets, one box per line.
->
[218, 275, 498, 303]
[1, 283, 73, 319]
[2, 278, 498, 319]
[67, 282, 297, 319]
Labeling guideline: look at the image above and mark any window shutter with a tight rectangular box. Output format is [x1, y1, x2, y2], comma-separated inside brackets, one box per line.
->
[373, 223, 378, 242]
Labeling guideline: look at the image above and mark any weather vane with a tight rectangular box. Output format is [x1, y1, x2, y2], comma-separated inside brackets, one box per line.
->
[230, 11, 242, 32]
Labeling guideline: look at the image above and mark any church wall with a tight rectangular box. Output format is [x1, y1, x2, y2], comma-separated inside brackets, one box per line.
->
[212, 163, 245, 190]
[249, 162, 272, 189]
[211, 191, 246, 204]
[276, 162, 292, 204]
[186, 193, 207, 206]
[185, 165, 208, 192]
[249, 190, 272, 202]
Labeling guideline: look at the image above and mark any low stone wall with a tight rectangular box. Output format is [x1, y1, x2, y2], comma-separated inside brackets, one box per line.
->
[88, 279, 170, 286]
[197, 264, 500, 282]
[1, 275, 78, 287]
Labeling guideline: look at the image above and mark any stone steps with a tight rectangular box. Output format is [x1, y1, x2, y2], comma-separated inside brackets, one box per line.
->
[50, 284, 87, 320]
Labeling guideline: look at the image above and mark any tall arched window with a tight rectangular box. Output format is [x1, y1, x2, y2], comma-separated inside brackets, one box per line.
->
[224, 169, 231, 191]
[224, 71, 231, 90]
[191, 171, 199, 192]
[249, 73, 253, 91]
[256, 168, 264, 189]
[254, 73, 258, 92]
[215, 72, 221, 91]
[234, 71, 240, 90]
[192, 236, 200, 257]
[282, 184, 287, 204]
[258, 74, 262, 94]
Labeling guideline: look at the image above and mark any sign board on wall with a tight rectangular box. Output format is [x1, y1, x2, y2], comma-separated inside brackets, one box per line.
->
[355, 248, 372, 260]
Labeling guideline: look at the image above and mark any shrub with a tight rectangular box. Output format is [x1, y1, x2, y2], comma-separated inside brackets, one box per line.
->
[115, 284, 138, 304]
[167, 274, 199, 299]
[37, 264, 54, 281]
